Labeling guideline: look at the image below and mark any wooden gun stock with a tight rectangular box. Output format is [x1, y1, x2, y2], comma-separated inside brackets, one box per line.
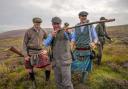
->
[9, 46, 24, 57]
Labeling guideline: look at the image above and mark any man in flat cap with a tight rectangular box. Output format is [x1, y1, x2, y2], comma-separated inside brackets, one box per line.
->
[95, 17, 112, 65]
[71, 11, 98, 83]
[23, 17, 51, 88]
[43, 17, 74, 89]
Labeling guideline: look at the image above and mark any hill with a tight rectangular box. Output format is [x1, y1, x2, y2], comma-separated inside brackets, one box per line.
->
[0, 28, 52, 39]
[107, 24, 128, 44]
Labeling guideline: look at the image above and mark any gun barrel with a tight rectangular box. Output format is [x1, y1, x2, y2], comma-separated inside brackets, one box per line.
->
[9, 46, 24, 57]
[68, 19, 115, 29]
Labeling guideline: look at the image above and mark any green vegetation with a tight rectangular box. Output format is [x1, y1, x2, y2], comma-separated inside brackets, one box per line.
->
[0, 28, 128, 89]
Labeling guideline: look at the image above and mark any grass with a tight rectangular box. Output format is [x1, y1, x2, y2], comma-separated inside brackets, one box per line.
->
[0, 34, 128, 89]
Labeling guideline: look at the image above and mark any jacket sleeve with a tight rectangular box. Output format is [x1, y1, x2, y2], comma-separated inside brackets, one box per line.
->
[22, 31, 29, 56]
[91, 25, 98, 43]
[104, 27, 111, 39]
[43, 34, 53, 47]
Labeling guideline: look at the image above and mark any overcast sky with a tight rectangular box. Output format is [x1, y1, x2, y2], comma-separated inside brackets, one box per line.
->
[0, 0, 128, 32]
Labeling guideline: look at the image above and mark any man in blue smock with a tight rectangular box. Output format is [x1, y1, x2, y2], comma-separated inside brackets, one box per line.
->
[71, 11, 98, 83]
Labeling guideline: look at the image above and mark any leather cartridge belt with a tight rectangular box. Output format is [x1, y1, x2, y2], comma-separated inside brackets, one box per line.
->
[76, 47, 90, 50]
[28, 48, 42, 51]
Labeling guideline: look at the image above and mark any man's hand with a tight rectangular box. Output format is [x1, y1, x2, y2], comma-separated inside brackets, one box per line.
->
[71, 41, 76, 51]
[51, 30, 57, 37]
[64, 28, 69, 32]
[64, 28, 72, 33]
[40, 50, 49, 60]
[106, 36, 113, 43]
[90, 42, 96, 49]
[40, 50, 48, 55]
[108, 38, 113, 43]
[24, 55, 30, 61]
[109, 38, 113, 41]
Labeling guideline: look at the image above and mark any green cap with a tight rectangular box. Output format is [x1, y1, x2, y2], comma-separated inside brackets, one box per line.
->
[33, 17, 42, 23]
[64, 22, 69, 26]
[51, 17, 62, 24]
[100, 17, 107, 20]
[79, 11, 88, 16]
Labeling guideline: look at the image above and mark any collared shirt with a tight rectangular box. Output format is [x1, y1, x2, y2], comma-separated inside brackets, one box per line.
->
[80, 26, 85, 32]
[43, 26, 98, 46]
[43, 32, 71, 47]
[23, 27, 47, 56]
[71, 25, 98, 43]
[33, 26, 41, 32]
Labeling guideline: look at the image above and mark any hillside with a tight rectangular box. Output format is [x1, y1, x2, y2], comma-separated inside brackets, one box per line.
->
[0, 28, 52, 39]
[107, 24, 128, 44]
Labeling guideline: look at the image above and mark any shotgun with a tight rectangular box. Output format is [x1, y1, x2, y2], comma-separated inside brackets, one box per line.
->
[9, 46, 24, 57]
[67, 19, 115, 29]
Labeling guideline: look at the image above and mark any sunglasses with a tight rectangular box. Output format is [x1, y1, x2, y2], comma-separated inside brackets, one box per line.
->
[81, 15, 87, 17]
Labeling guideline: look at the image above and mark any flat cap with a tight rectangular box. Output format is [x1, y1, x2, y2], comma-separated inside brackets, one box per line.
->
[51, 16, 62, 24]
[33, 17, 42, 23]
[64, 22, 69, 26]
[100, 17, 107, 20]
[79, 11, 88, 16]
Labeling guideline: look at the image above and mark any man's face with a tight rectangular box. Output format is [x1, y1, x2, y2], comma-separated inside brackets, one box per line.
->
[52, 23, 61, 31]
[33, 22, 41, 29]
[79, 15, 87, 23]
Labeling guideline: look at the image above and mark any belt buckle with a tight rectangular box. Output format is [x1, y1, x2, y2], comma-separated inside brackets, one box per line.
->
[78, 56, 85, 61]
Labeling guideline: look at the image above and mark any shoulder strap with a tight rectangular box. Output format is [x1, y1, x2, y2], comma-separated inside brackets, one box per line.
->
[88, 25, 93, 43]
